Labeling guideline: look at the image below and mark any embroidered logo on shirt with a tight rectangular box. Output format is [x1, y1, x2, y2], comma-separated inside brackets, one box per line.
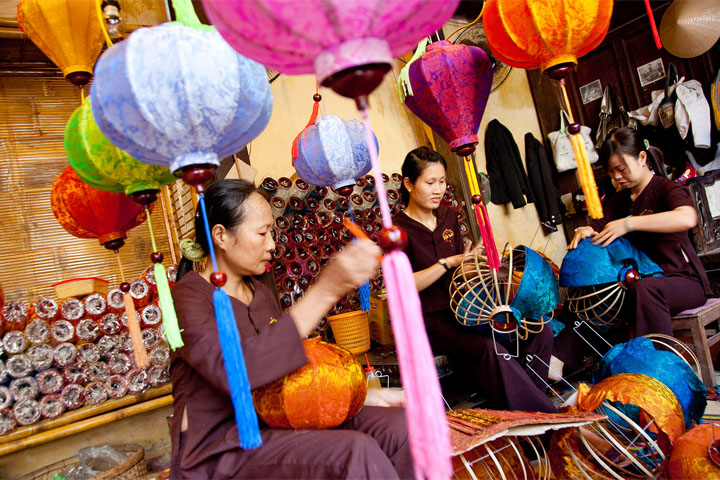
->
[269, 317, 278, 324]
[442, 229, 454, 242]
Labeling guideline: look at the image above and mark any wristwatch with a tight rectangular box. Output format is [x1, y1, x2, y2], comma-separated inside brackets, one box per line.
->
[437, 258, 450, 271]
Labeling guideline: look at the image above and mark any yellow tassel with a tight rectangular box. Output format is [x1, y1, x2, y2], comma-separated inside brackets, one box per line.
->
[123, 292, 149, 369]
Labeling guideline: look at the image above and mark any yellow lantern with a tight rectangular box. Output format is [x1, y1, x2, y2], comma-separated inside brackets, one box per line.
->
[17, 0, 104, 86]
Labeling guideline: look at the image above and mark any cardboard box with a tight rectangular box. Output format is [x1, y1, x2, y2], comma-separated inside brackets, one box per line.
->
[53, 277, 108, 299]
[368, 290, 394, 345]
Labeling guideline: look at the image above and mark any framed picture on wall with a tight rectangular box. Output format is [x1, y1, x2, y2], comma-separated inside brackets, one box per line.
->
[579, 79, 603, 104]
[637, 58, 665, 87]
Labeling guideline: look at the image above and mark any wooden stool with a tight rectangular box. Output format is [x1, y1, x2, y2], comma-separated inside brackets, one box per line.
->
[671, 298, 720, 388]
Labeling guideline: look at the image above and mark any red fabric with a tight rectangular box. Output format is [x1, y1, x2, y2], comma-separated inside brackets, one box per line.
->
[51, 167, 148, 246]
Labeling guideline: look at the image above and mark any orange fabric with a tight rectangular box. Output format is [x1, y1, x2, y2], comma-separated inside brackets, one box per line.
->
[484, 0, 613, 72]
[51, 166, 148, 246]
[17, 0, 104, 78]
[668, 424, 720, 480]
[451, 437, 530, 480]
[252, 337, 367, 429]
[577, 373, 685, 448]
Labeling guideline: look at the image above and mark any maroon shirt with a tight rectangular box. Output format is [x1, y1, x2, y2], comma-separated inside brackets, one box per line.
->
[394, 206, 464, 314]
[169, 271, 307, 477]
[590, 175, 711, 296]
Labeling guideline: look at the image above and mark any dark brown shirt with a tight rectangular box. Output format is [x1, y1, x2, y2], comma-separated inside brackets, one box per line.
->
[169, 272, 307, 477]
[394, 206, 464, 314]
[590, 175, 711, 296]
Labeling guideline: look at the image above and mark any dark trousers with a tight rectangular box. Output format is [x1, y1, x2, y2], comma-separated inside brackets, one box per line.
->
[553, 275, 707, 370]
[424, 309, 557, 413]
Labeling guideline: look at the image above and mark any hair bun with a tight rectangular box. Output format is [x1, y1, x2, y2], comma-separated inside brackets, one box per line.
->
[179, 238, 206, 262]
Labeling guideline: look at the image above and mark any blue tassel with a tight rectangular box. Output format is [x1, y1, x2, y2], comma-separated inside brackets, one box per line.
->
[213, 287, 263, 448]
[359, 281, 371, 312]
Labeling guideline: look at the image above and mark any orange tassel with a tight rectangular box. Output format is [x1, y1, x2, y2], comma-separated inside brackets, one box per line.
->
[123, 292, 149, 369]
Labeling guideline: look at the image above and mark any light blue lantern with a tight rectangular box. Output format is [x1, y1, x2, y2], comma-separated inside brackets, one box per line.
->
[90, 22, 272, 174]
[294, 115, 378, 189]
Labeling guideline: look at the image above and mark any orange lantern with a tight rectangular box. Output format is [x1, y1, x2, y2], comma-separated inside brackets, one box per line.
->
[484, 0, 613, 219]
[668, 424, 720, 480]
[252, 337, 366, 429]
[17, 0, 104, 86]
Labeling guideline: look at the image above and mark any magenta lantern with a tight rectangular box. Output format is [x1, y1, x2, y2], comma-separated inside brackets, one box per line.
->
[404, 40, 493, 156]
[202, 0, 460, 108]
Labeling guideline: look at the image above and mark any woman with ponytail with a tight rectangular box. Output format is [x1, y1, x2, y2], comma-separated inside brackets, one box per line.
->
[170, 179, 412, 479]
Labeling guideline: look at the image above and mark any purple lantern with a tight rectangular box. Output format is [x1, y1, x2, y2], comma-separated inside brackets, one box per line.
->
[294, 115, 378, 191]
[202, 0, 460, 107]
[404, 40, 493, 156]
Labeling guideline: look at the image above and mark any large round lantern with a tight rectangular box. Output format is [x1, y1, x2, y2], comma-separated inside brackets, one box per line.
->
[202, 0, 459, 107]
[252, 337, 366, 429]
[560, 238, 663, 325]
[668, 424, 720, 479]
[483, 0, 613, 219]
[66, 98, 176, 197]
[403, 41, 493, 156]
[90, 22, 273, 174]
[51, 166, 148, 251]
[295, 116, 378, 190]
[17, 0, 104, 86]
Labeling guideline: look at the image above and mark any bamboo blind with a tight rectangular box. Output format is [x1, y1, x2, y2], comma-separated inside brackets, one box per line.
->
[0, 77, 175, 303]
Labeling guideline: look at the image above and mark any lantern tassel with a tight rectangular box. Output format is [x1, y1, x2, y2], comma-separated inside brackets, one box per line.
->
[397, 37, 430, 103]
[198, 194, 262, 449]
[155, 263, 184, 349]
[123, 292, 150, 369]
[359, 107, 452, 479]
[463, 156, 500, 270]
[291, 83, 321, 166]
[643, 0, 662, 50]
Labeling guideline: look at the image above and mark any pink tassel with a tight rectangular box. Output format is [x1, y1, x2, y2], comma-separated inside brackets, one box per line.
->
[359, 107, 452, 479]
[475, 203, 501, 271]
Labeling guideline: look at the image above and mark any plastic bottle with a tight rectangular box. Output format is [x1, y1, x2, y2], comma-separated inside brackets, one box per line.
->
[364, 354, 382, 389]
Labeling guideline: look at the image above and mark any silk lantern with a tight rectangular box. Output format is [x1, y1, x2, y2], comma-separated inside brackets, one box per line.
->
[403, 41, 493, 157]
[484, 0, 613, 219]
[294, 116, 377, 190]
[252, 337, 366, 429]
[65, 98, 183, 350]
[17, 0, 104, 86]
[668, 424, 720, 480]
[200, 3, 458, 474]
[90, 9, 273, 449]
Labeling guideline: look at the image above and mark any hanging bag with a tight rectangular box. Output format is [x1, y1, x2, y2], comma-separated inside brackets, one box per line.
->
[658, 63, 678, 129]
[595, 85, 633, 149]
[548, 110, 599, 173]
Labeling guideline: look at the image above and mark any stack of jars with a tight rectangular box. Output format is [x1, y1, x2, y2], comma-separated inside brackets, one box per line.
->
[261, 173, 470, 318]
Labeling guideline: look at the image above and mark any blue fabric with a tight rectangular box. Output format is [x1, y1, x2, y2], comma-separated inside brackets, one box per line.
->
[295, 115, 378, 189]
[595, 337, 706, 429]
[511, 246, 559, 318]
[559, 238, 663, 288]
[90, 23, 272, 174]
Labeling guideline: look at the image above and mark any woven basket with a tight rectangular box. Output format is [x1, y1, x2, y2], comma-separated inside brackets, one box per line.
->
[19, 444, 147, 480]
[328, 310, 371, 354]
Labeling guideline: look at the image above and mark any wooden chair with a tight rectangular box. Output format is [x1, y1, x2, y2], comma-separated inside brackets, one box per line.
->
[670, 298, 720, 388]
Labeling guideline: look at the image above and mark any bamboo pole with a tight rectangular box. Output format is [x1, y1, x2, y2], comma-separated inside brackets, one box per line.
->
[163, 185, 181, 249]
[0, 384, 171, 446]
[159, 186, 178, 264]
[0, 395, 173, 456]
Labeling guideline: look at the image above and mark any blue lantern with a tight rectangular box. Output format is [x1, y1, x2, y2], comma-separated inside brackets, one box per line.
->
[294, 115, 378, 189]
[90, 22, 272, 174]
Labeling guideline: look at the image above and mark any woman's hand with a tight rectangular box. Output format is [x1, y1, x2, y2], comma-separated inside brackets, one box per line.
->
[568, 226, 596, 250]
[314, 239, 381, 299]
[592, 219, 629, 248]
[364, 388, 405, 407]
[447, 240, 481, 268]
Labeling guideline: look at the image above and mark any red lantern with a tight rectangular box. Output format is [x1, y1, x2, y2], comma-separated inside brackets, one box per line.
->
[51, 166, 148, 250]
[252, 337, 366, 429]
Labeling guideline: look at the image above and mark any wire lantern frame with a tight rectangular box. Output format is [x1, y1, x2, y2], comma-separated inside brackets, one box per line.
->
[452, 435, 552, 480]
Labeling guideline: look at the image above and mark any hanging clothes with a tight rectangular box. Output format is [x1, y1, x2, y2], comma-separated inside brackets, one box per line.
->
[485, 119, 535, 208]
[524, 132, 562, 230]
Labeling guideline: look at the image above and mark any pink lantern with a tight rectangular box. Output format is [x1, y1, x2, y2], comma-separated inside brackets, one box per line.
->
[202, 0, 460, 107]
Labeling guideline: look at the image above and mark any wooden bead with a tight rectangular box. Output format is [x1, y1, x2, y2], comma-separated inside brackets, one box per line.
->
[119, 282, 131, 293]
[568, 123, 581, 135]
[623, 269, 640, 288]
[471, 195, 482, 205]
[150, 252, 164, 264]
[313, 93, 322, 102]
[210, 272, 227, 287]
[377, 226, 408, 252]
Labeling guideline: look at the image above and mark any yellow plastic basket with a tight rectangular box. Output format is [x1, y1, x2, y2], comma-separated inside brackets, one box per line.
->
[327, 310, 371, 354]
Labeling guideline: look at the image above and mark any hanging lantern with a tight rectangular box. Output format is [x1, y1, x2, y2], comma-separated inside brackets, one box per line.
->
[66, 98, 177, 196]
[90, 22, 273, 174]
[51, 166, 148, 251]
[202, 0, 459, 108]
[252, 337, 366, 429]
[403, 41, 493, 156]
[17, 0, 104, 86]
[295, 115, 378, 191]
[90, 5, 274, 449]
[483, 0, 613, 219]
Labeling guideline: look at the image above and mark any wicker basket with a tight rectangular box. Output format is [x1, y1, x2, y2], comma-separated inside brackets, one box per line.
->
[328, 310, 371, 354]
[19, 444, 147, 480]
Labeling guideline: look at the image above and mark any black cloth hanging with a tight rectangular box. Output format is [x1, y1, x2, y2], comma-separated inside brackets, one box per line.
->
[524, 132, 563, 229]
[485, 119, 534, 208]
